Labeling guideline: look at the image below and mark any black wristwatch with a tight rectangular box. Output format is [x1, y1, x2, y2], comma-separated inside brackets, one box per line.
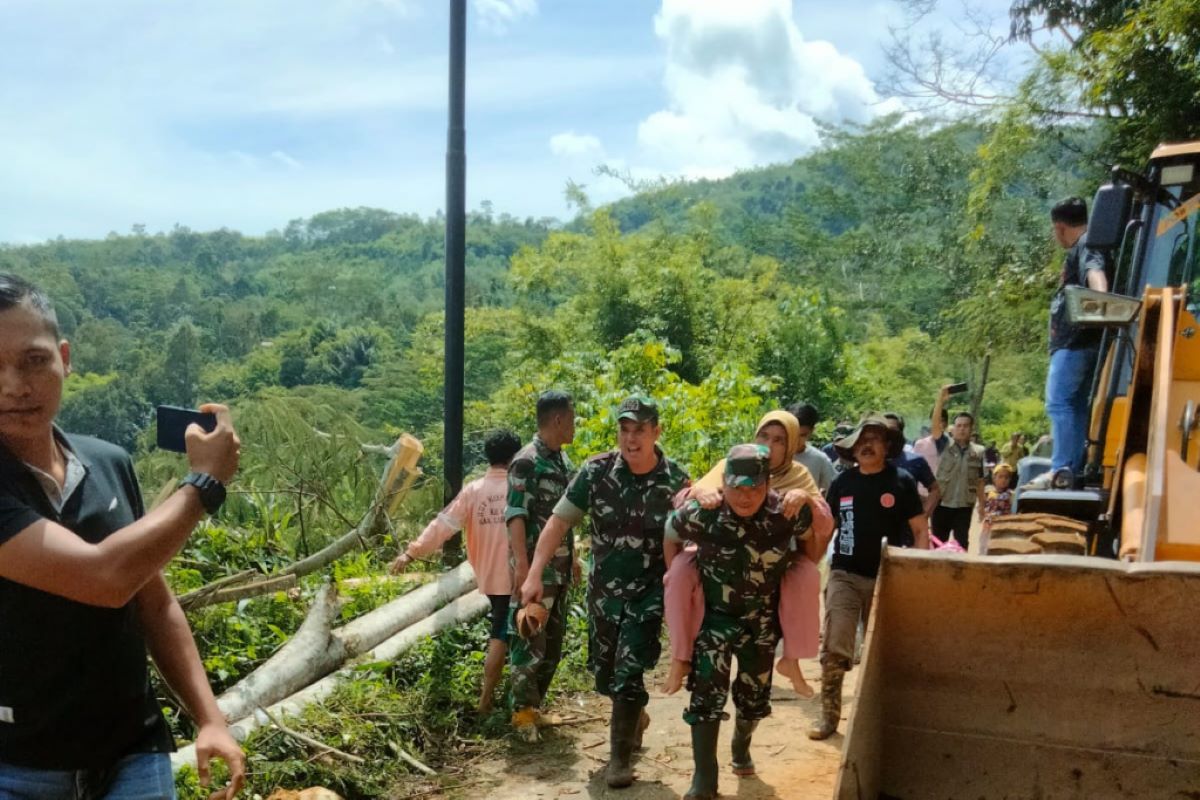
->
[179, 472, 227, 515]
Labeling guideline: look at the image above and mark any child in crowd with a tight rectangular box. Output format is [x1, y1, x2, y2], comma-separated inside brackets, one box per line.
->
[983, 463, 1015, 522]
[662, 411, 834, 699]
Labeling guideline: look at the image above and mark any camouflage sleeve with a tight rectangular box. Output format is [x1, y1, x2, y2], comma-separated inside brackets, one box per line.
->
[553, 459, 596, 525]
[665, 500, 703, 543]
[504, 456, 533, 523]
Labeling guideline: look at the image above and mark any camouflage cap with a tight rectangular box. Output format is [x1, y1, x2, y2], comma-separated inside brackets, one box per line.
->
[617, 395, 659, 423]
[724, 443, 770, 487]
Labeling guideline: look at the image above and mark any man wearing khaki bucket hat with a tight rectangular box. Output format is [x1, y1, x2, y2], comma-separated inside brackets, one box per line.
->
[809, 415, 928, 741]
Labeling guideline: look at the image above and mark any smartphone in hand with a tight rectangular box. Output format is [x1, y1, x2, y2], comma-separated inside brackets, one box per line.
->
[156, 405, 217, 453]
[947, 382, 969, 395]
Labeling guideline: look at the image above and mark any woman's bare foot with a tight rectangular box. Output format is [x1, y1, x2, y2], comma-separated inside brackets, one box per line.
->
[775, 658, 815, 699]
[663, 659, 690, 694]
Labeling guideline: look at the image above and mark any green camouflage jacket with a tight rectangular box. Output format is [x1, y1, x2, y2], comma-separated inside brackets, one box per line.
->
[667, 491, 807, 616]
[506, 434, 575, 585]
[554, 447, 690, 602]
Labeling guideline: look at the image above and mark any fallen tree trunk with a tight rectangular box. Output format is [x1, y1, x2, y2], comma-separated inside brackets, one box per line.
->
[214, 561, 478, 725]
[177, 435, 424, 612]
[215, 583, 345, 725]
[171, 591, 490, 774]
[335, 561, 477, 655]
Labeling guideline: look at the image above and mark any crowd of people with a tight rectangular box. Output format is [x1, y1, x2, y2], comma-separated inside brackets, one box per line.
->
[0, 196, 1103, 800]
[396, 383, 1039, 798]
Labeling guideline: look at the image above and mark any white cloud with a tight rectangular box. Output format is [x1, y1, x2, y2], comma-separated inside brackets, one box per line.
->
[270, 150, 303, 169]
[637, 0, 881, 178]
[549, 131, 603, 159]
[472, 0, 537, 33]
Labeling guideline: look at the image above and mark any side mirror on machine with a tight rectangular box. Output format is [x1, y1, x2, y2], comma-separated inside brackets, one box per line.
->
[1065, 285, 1141, 327]
[1086, 178, 1134, 250]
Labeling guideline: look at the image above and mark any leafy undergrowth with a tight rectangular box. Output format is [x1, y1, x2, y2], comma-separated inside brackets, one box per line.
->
[175, 582, 593, 799]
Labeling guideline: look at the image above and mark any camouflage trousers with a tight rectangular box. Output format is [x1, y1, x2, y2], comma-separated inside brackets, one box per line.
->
[684, 608, 779, 725]
[588, 587, 663, 707]
[510, 584, 568, 709]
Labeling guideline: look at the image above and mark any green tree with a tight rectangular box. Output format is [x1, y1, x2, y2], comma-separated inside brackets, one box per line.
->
[1010, 0, 1200, 159]
[59, 373, 149, 452]
[145, 321, 205, 407]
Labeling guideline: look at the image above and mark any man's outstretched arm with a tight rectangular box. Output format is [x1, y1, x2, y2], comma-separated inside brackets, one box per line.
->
[0, 405, 239, 607]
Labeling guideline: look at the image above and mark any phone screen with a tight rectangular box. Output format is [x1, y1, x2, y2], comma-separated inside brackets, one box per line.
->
[156, 406, 217, 453]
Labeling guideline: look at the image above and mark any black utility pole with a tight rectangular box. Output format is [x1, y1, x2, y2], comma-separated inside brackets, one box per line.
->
[442, 0, 467, 565]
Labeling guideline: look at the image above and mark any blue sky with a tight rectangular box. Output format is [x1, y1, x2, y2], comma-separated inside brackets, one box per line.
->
[0, 0, 1024, 243]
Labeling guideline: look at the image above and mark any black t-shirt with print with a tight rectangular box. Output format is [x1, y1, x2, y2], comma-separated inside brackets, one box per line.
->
[826, 464, 923, 579]
[0, 432, 173, 769]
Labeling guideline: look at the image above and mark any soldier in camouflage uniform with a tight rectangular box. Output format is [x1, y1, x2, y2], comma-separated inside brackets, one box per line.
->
[521, 396, 690, 789]
[505, 390, 577, 738]
[665, 444, 814, 800]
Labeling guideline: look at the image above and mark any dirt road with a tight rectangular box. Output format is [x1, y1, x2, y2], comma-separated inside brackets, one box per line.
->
[449, 521, 983, 800]
[474, 654, 853, 800]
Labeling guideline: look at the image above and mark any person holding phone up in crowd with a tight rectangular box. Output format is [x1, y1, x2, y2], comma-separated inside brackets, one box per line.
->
[0, 274, 245, 799]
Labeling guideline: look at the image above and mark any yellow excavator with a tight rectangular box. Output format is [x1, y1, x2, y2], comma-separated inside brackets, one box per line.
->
[835, 141, 1200, 798]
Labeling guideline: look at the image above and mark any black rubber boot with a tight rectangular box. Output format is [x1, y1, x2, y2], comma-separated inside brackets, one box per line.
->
[807, 662, 845, 740]
[730, 715, 759, 776]
[685, 720, 721, 800]
[605, 699, 642, 788]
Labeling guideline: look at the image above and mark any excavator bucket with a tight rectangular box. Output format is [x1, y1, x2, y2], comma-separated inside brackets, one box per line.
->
[835, 548, 1200, 799]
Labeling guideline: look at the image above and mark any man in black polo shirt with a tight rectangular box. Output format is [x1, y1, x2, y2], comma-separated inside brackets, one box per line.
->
[0, 274, 244, 799]
[808, 416, 927, 741]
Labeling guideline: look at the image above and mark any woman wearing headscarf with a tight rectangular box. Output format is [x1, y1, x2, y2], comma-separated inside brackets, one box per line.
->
[663, 410, 834, 699]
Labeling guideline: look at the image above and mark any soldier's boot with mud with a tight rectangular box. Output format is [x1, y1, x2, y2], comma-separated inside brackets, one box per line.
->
[605, 699, 642, 788]
[807, 663, 845, 740]
[730, 715, 759, 776]
[685, 720, 721, 800]
[633, 708, 650, 750]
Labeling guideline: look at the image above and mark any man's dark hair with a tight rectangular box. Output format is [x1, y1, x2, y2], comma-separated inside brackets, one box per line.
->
[536, 390, 573, 426]
[786, 402, 820, 428]
[954, 411, 975, 426]
[483, 429, 522, 466]
[1051, 196, 1088, 227]
[883, 411, 905, 434]
[0, 273, 59, 338]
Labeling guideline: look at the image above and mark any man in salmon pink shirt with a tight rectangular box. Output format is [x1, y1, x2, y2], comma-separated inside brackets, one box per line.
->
[391, 429, 522, 712]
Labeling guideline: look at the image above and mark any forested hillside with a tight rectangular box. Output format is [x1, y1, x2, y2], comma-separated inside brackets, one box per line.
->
[3, 118, 1093, 474]
[3, 116, 1095, 796]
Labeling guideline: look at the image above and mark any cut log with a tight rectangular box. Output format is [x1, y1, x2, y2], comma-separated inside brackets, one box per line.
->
[275, 434, 423, 579]
[336, 561, 477, 655]
[171, 591, 490, 774]
[216, 583, 345, 724]
[214, 562, 478, 725]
